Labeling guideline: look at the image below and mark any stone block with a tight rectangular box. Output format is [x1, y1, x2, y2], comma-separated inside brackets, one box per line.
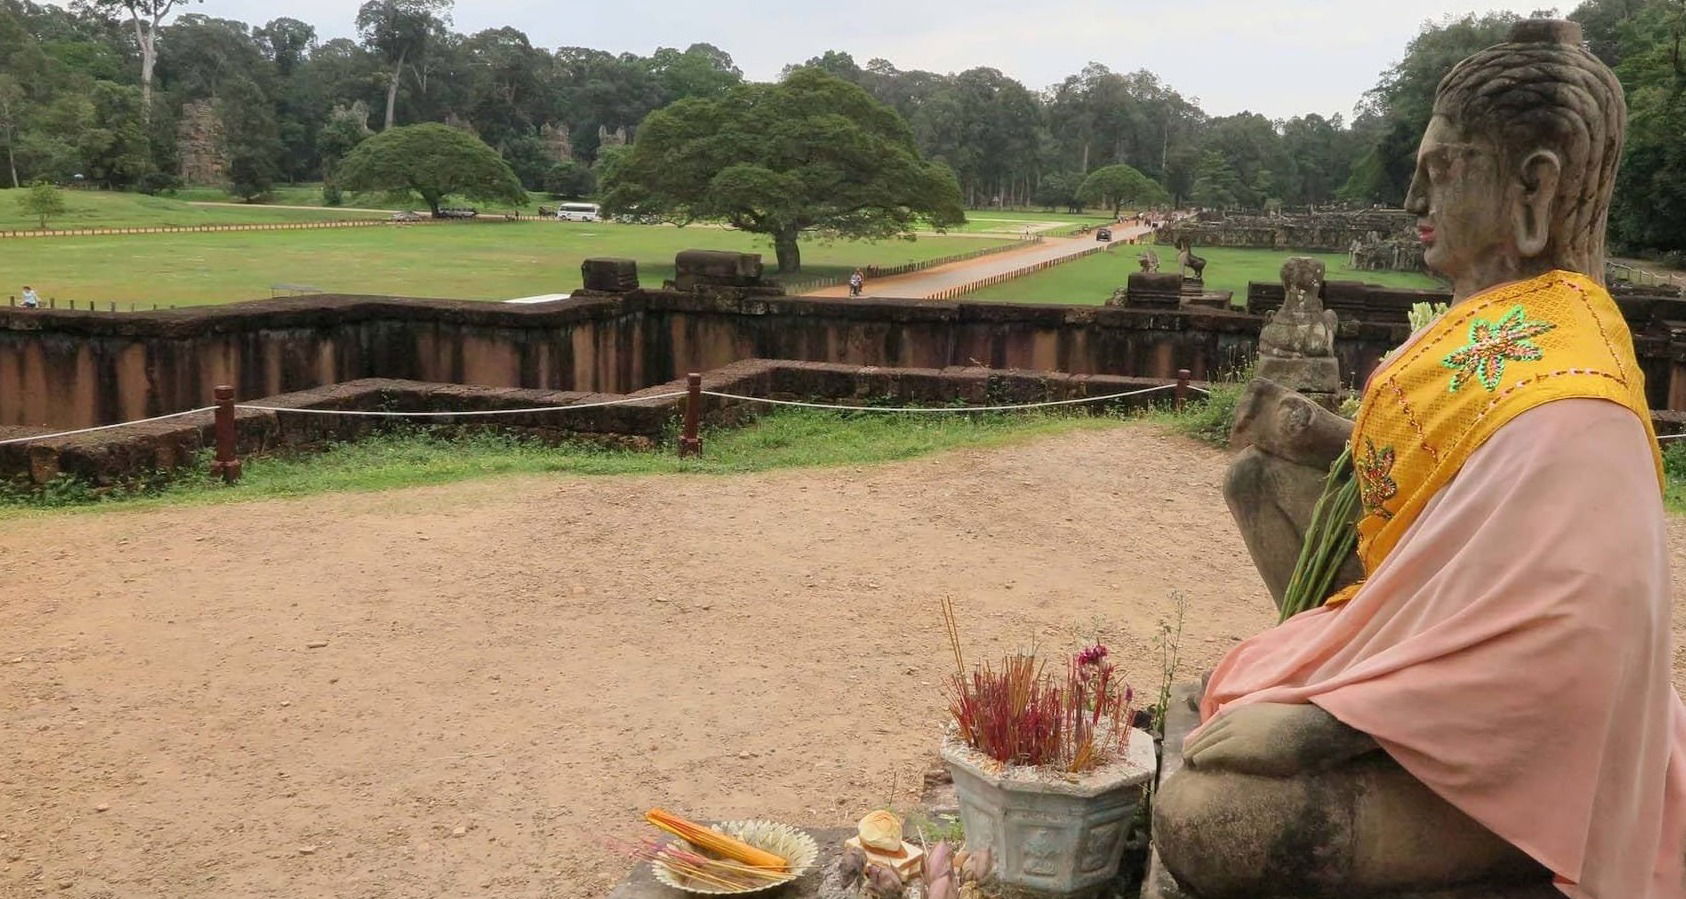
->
[581, 257, 639, 293]
[1126, 273, 1184, 309]
[673, 250, 765, 290]
[1255, 355, 1341, 395]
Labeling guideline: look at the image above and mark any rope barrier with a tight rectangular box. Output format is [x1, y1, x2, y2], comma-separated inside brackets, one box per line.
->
[1658, 433, 1686, 442]
[233, 392, 689, 417]
[698, 383, 1178, 413]
[1, 380, 1211, 448]
[0, 406, 216, 445]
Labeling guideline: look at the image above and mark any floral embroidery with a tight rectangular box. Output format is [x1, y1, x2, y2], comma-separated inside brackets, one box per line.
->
[1442, 304, 1556, 393]
[1356, 438, 1398, 521]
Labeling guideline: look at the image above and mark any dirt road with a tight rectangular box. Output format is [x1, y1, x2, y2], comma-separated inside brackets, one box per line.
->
[3, 424, 1684, 898]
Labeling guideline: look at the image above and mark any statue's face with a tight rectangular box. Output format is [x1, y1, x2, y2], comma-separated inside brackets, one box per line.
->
[1403, 115, 1515, 285]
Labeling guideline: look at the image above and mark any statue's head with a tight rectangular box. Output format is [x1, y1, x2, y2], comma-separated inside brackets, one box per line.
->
[1281, 257, 1325, 296]
[1403, 19, 1625, 296]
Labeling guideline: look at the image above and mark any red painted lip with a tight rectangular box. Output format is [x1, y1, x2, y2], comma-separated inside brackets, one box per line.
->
[1417, 226, 1436, 244]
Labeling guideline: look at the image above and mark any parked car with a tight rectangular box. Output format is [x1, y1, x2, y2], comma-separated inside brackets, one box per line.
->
[1096, 227, 1113, 242]
[389, 210, 423, 222]
[434, 207, 478, 219]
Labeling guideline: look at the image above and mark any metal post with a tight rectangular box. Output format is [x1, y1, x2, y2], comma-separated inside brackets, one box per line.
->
[1175, 369, 1191, 412]
[679, 372, 702, 457]
[211, 385, 242, 484]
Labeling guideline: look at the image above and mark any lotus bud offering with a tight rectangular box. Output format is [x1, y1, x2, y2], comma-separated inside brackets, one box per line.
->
[856, 810, 903, 852]
[838, 844, 867, 885]
[864, 863, 904, 899]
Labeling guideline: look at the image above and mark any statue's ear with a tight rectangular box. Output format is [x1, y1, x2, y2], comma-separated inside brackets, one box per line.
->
[1514, 149, 1562, 259]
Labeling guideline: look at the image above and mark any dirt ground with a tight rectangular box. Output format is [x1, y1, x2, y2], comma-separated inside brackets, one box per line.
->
[3, 425, 1685, 898]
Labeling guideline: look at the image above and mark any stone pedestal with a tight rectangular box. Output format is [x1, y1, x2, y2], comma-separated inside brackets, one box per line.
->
[1122, 272, 1183, 309]
[581, 257, 640, 293]
[1254, 355, 1340, 396]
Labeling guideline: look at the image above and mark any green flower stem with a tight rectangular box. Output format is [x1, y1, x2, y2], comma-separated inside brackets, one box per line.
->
[1280, 446, 1360, 622]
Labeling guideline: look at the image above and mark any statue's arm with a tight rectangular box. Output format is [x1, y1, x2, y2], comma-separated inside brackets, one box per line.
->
[1182, 702, 1378, 777]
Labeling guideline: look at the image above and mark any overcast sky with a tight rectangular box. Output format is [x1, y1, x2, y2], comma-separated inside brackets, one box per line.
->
[184, 0, 1557, 119]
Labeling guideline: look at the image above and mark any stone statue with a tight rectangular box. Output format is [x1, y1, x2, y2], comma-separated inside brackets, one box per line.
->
[1174, 239, 1206, 279]
[1157, 20, 1662, 899]
[1254, 257, 1339, 402]
[1138, 250, 1160, 273]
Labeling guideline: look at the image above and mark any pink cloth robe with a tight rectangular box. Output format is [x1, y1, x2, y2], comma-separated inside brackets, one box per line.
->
[1196, 398, 1686, 898]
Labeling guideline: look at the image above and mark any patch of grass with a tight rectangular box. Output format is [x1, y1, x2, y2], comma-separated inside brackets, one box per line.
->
[0, 188, 380, 231]
[0, 222, 1014, 306]
[960, 245, 1443, 307]
[0, 409, 1131, 517]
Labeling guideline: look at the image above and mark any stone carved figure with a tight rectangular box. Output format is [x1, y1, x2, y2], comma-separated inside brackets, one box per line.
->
[1157, 20, 1686, 899]
[1138, 250, 1160, 273]
[1174, 239, 1206, 279]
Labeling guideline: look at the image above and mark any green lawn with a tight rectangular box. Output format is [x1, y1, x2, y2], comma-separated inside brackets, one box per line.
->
[0, 409, 1133, 515]
[0, 188, 384, 230]
[2, 221, 1013, 305]
[962, 245, 1443, 306]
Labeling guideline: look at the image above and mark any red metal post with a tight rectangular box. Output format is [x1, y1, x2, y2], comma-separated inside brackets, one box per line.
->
[211, 385, 242, 484]
[1175, 369, 1191, 412]
[679, 373, 703, 457]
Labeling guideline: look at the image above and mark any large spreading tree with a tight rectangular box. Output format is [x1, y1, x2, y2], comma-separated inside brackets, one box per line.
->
[600, 67, 964, 273]
[1077, 163, 1168, 217]
[334, 122, 525, 214]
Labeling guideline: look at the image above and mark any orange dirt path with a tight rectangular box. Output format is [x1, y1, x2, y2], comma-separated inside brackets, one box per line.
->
[3, 424, 1685, 898]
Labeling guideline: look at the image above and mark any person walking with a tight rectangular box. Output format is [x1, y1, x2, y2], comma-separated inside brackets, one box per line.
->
[848, 268, 865, 298]
[20, 286, 39, 308]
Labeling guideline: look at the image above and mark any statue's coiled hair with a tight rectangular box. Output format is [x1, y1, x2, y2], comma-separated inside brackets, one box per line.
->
[1433, 20, 1626, 276]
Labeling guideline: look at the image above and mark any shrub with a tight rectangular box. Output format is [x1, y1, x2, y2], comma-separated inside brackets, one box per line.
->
[135, 172, 181, 195]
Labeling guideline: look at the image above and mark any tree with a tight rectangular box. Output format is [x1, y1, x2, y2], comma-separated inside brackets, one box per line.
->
[335, 122, 524, 214]
[544, 160, 595, 198]
[88, 0, 202, 117]
[1034, 171, 1084, 212]
[600, 68, 964, 273]
[219, 77, 281, 201]
[0, 75, 22, 188]
[1190, 151, 1243, 209]
[19, 179, 65, 228]
[355, 0, 451, 130]
[1077, 163, 1167, 216]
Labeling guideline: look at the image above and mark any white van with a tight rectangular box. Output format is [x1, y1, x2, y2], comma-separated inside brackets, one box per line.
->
[555, 202, 601, 222]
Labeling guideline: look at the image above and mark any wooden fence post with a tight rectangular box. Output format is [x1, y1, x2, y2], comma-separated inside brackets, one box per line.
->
[1175, 369, 1191, 412]
[679, 373, 703, 457]
[211, 385, 242, 484]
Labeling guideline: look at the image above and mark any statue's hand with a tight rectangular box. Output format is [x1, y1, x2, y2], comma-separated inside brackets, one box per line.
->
[1182, 702, 1376, 777]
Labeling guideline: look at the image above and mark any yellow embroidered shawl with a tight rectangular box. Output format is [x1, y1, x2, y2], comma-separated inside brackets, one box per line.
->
[1329, 270, 1661, 605]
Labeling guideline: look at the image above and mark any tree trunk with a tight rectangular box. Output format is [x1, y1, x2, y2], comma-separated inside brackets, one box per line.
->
[383, 48, 406, 131]
[7, 142, 16, 189]
[773, 229, 801, 273]
[135, 18, 156, 119]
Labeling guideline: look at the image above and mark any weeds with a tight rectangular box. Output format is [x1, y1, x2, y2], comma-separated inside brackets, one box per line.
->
[0, 409, 1130, 516]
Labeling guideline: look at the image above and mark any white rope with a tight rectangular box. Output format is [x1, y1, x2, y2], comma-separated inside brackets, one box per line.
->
[1658, 433, 1686, 442]
[233, 392, 688, 417]
[0, 406, 217, 446]
[699, 383, 1180, 413]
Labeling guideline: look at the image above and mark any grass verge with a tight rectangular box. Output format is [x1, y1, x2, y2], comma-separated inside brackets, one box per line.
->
[0, 409, 1137, 517]
[960, 245, 1443, 307]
